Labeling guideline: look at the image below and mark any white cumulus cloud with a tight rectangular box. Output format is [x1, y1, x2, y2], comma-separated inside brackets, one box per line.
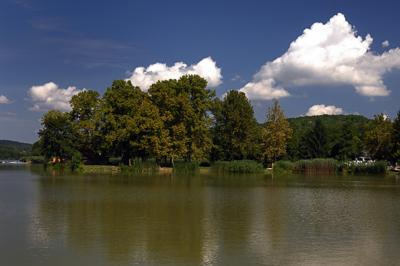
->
[126, 57, 222, 91]
[0, 95, 11, 104]
[29, 82, 83, 111]
[382, 40, 389, 48]
[240, 13, 400, 100]
[306, 104, 344, 116]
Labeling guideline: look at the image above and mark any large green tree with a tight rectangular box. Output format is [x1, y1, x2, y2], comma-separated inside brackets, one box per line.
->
[330, 123, 362, 160]
[38, 110, 77, 161]
[392, 110, 400, 163]
[100, 80, 166, 165]
[299, 119, 328, 158]
[211, 90, 261, 161]
[149, 75, 214, 163]
[364, 114, 393, 160]
[262, 100, 292, 164]
[70, 90, 107, 164]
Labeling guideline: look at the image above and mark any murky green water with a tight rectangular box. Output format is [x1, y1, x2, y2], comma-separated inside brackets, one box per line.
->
[1, 165, 400, 266]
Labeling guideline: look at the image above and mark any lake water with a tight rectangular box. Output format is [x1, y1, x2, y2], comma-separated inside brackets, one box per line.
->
[1, 165, 400, 266]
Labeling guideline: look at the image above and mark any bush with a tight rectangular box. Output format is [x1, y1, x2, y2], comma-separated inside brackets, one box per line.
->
[212, 160, 264, 173]
[68, 152, 82, 172]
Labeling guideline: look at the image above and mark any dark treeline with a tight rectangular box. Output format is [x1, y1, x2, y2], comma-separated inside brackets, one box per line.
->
[36, 74, 400, 166]
[0, 140, 32, 160]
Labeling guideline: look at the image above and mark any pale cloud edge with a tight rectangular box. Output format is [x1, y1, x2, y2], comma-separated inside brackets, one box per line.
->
[240, 13, 400, 100]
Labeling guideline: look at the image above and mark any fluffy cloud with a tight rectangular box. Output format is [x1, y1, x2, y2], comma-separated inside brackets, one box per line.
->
[306, 104, 344, 116]
[29, 82, 82, 111]
[240, 13, 400, 100]
[0, 95, 11, 104]
[382, 40, 390, 48]
[126, 57, 222, 91]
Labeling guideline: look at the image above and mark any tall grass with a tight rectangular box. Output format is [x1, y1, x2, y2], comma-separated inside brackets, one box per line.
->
[292, 158, 339, 175]
[121, 158, 159, 174]
[173, 161, 200, 173]
[273, 160, 294, 174]
[212, 160, 264, 173]
[342, 161, 387, 174]
[274, 158, 387, 175]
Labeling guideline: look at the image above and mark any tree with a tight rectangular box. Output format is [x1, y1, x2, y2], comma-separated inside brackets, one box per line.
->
[330, 123, 362, 160]
[149, 75, 214, 163]
[262, 100, 292, 164]
[100, 80, 165, 165]
[392, 110, 400, 163]
[364, 114, 393, 160]
[70, 90, 106, 164]
[38, 110, 77, 161]
[211, 90, 261, 161]
[299, 119, 328, 158]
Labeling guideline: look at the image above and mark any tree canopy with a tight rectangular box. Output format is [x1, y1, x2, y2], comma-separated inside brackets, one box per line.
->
[33, 74, 399, 166]
[211, 90, 261, 161]
[262, 100, 292, 164]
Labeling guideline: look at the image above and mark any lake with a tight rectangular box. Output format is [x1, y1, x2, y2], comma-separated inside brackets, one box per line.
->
[1, 165, 400, 266]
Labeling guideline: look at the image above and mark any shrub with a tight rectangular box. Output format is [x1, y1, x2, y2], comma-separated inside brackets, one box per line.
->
[68, 152, 83, 172]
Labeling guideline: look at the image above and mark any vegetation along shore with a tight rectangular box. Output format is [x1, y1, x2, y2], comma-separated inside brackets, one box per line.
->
[4, 75, 400, 175]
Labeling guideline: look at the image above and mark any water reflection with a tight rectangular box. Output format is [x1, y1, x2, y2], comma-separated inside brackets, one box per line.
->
[24, 169, 400, 265]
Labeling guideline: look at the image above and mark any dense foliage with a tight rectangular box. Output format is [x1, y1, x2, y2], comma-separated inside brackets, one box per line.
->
[211, 90, 261, 161]
[34, 74, 399, 168]
[262, 100, 292, 164]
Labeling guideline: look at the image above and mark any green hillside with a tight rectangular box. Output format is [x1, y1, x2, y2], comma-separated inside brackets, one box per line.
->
[287, 114, 370, 135]
[285, 114, 371, 160]
[0, 140, 33, 160]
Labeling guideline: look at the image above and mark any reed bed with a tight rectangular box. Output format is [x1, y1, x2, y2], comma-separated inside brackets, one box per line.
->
[292, 158, 339, 175]
[212, 160, 264, 173]
[342, 161, 387, 174]
[173, 161, 200, 173]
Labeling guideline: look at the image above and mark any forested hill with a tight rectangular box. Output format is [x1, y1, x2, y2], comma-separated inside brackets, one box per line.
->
[0, 140, 32, 160]
[284, 114, 371, 160]
[287, 114, 370, 134]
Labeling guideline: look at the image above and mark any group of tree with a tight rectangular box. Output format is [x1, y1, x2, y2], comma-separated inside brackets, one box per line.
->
[36, 74, 400, 166]
[38, 75, 216, 166]
[287, 112, 400, 164]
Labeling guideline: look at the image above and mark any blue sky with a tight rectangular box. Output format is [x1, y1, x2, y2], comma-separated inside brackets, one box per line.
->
[0, 0, 399, 143]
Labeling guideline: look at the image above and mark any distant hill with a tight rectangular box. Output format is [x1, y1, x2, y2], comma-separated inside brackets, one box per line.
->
[0, 140, 32, 160]
[287, 114, 370, 135]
